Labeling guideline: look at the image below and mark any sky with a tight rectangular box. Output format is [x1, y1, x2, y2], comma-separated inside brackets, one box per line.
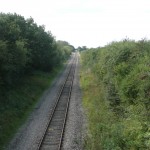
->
[0, 0, 150, 48]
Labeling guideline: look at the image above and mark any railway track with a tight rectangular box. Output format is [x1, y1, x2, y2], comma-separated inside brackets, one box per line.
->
[37, 54, 77, 150]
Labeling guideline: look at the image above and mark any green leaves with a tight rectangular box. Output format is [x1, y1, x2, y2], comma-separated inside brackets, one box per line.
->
[0, 12, 73, 149]
[0, 13, 71, 87]
[81, 39, 150, 149]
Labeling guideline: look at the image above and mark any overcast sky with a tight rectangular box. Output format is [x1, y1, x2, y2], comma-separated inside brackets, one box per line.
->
[0, 0, 150, 48]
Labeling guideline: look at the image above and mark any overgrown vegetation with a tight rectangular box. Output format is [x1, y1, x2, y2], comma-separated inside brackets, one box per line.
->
[0, 13, 74, 87]
[0, 13, 74, 149]
[80, 39, 150, 150]
[0, 66, 63, 149]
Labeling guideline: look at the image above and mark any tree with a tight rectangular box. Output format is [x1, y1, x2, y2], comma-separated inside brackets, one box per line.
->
[0, 13, 75, 86]
[77, 46, 87, 51]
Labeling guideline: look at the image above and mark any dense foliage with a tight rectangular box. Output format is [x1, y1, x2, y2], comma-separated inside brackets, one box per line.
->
[0, 13, 73, 87]
[0, 13, 74, 149]
[81, 39, 150, 149]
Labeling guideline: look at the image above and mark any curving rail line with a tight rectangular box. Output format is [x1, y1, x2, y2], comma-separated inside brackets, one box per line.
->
[37, 53, 77, 150]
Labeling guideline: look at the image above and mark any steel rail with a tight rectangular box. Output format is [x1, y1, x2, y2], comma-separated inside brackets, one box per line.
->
[37, 53, 77, 150]
[58, 55, 76, 150]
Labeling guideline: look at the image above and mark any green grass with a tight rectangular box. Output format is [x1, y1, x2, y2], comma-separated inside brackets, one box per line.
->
[80, 69, 118, 150]
[0, 65, 64, 150]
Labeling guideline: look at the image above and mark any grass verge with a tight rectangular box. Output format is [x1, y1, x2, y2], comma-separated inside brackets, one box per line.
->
[0, 65, 64, 150]
[80, 69, 115, 150]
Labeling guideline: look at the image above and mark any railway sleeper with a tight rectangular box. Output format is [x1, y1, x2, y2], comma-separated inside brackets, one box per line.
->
[40, 144, 59, 150]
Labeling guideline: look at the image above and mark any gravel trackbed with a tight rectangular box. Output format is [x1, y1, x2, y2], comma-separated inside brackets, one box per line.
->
[7, 53, 84, 150]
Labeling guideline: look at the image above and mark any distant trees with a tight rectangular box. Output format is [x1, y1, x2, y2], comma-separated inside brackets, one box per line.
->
[77, 46, 87, 51]
[56, 40, 75, 60]
[0, 13, 73, 87]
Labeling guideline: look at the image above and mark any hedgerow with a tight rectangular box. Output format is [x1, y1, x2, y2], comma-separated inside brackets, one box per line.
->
[81, 39, 150, 149]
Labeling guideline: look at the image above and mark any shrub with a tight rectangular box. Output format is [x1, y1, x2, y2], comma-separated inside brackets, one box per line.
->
[81, 39, 150, 149]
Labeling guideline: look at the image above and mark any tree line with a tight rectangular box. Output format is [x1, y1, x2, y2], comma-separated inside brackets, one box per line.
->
[0, 13, 74, 87]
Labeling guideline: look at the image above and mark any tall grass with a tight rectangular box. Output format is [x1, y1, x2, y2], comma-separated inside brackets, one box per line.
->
[0, 65, 64, 150]
[80, 39, 150, 150]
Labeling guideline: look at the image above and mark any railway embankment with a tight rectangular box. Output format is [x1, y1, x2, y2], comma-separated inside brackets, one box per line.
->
[80, 39, 150, 150]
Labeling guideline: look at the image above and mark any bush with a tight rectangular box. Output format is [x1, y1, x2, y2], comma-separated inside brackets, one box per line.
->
[81, 39, 150, 149]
